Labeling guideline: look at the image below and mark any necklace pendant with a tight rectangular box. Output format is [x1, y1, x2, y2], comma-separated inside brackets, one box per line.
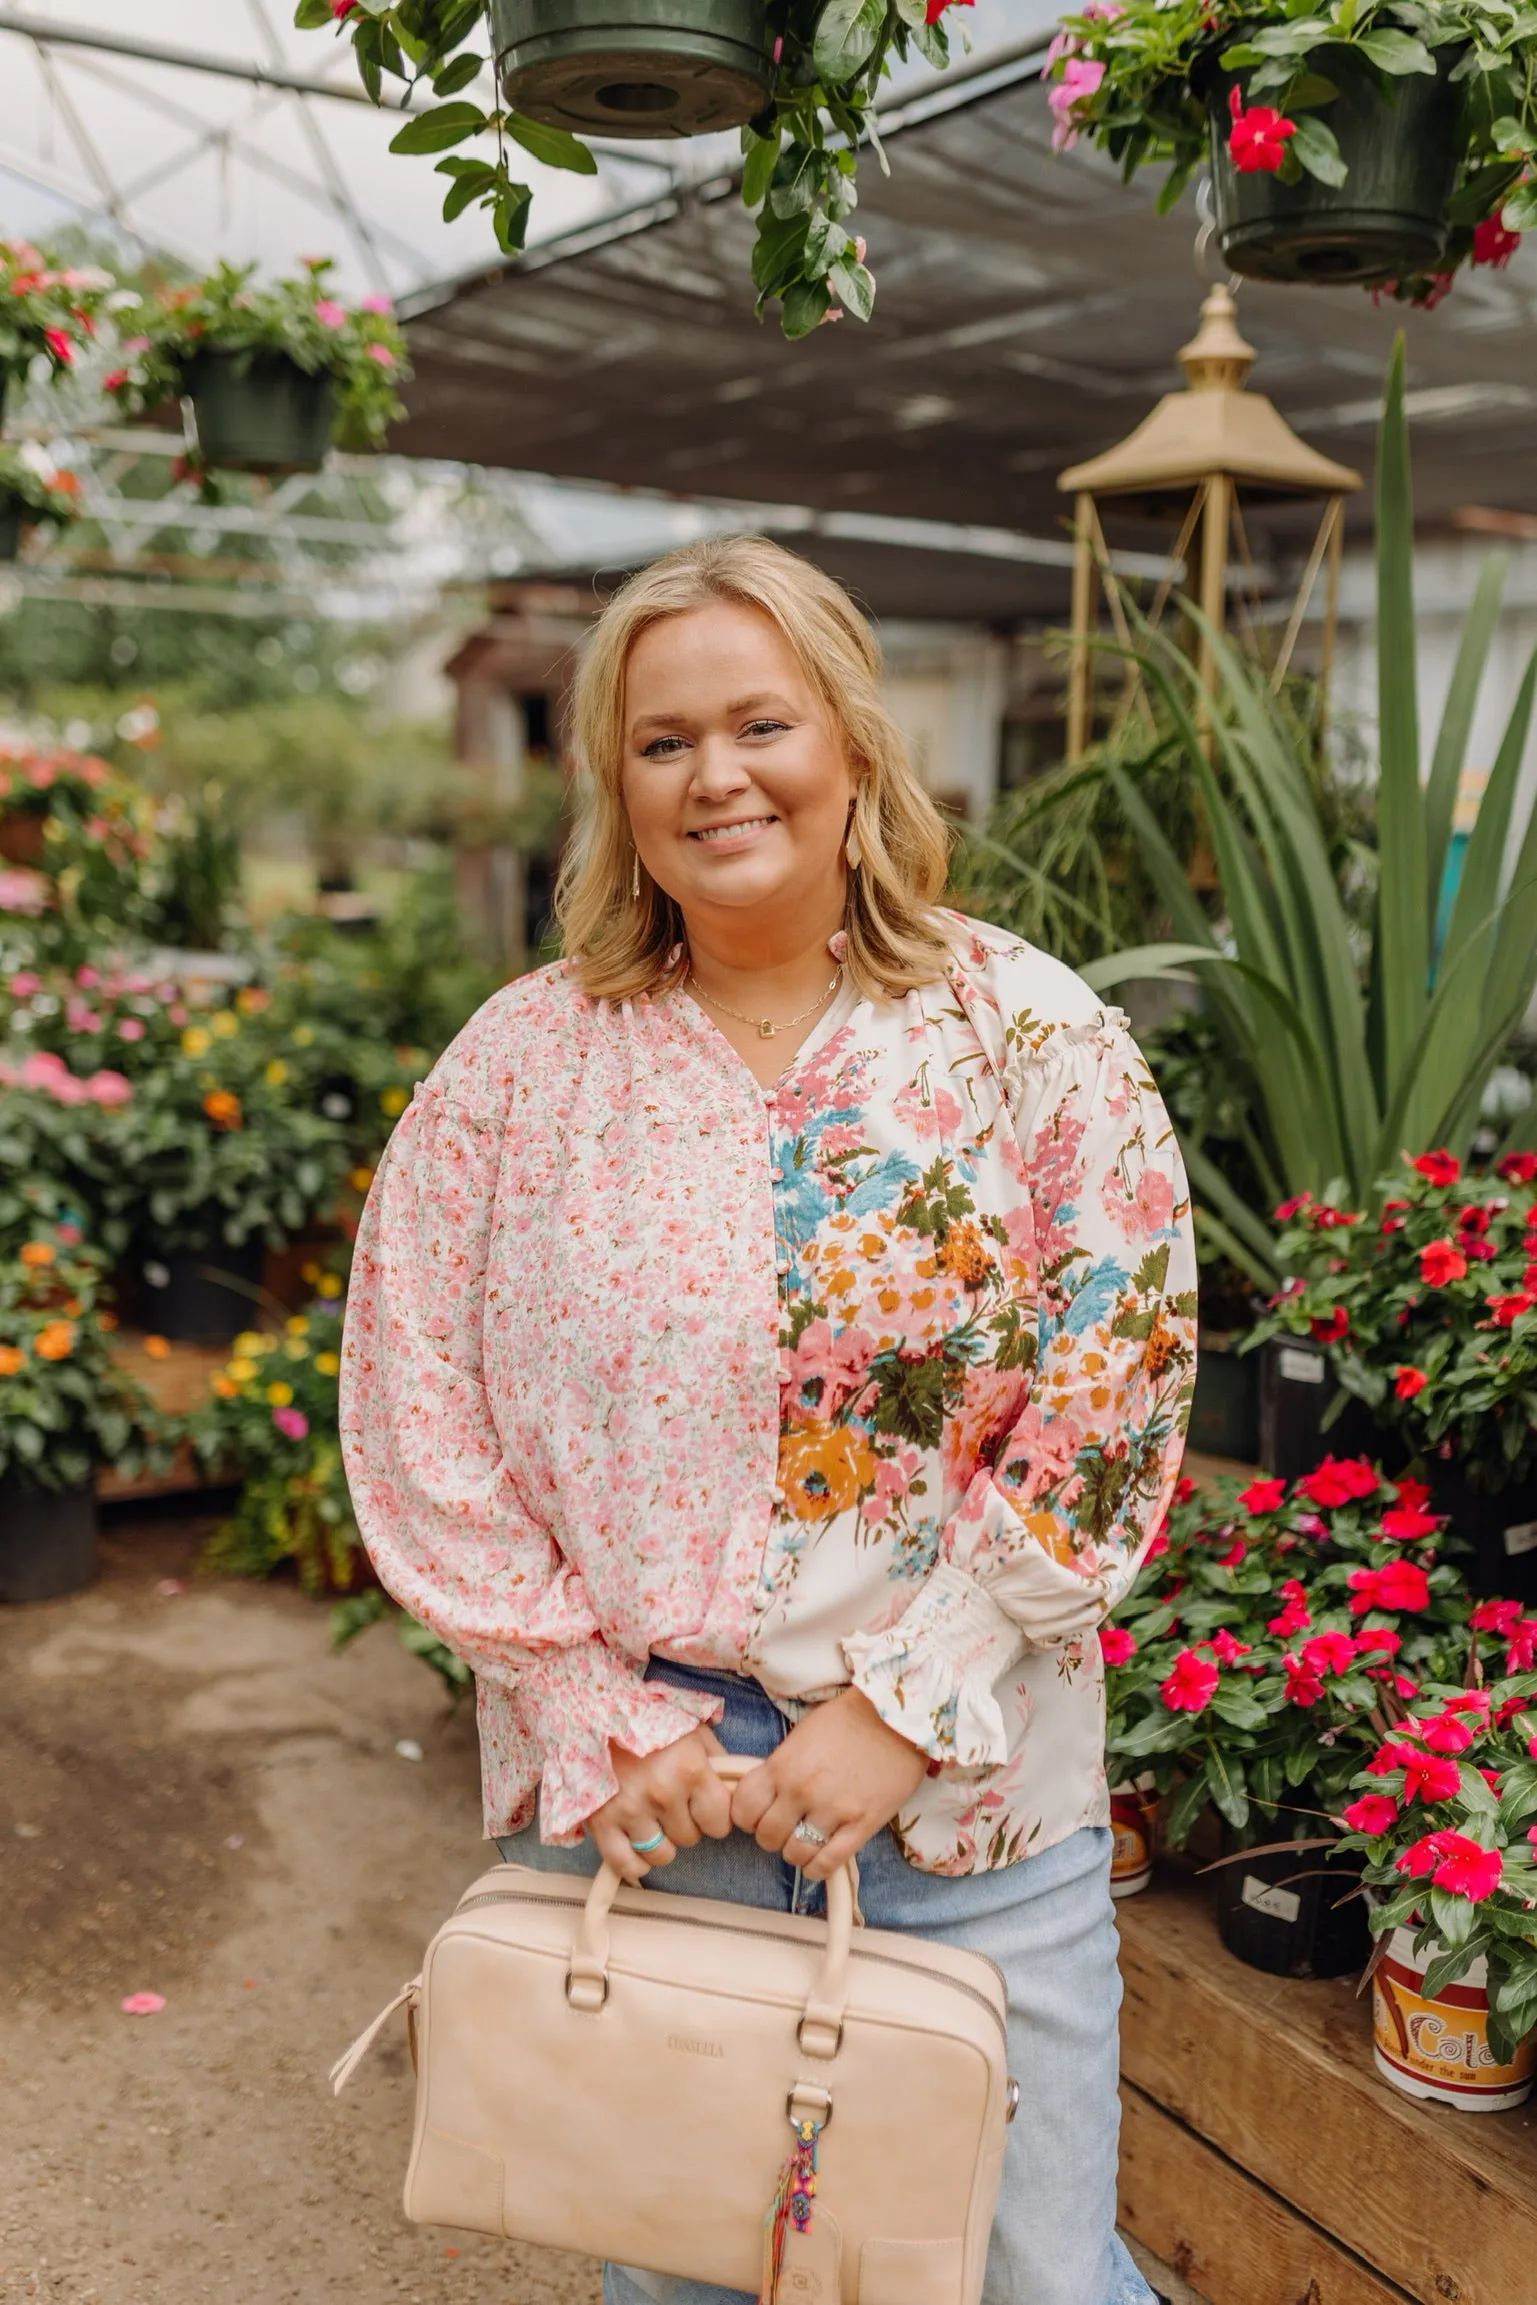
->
[757, 1019, 776, 1039]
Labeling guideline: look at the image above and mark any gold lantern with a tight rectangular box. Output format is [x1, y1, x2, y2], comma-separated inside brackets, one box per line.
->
[1057, 286, 1362, 758]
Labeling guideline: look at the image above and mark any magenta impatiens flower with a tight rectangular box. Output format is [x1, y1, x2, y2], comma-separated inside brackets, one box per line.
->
[1227, 86, 1296, 173]
[272, 1405, 310, 1441]
[1099, 1625, 1137, 1665]
[1375, 1743, 1462, 1804]
[1300, 1457, 1379, 1508]
[1342, 1793, 1400, 1836]
[1380, 1505, 1441, 1543]
[1238, 1475, 1286, 1515]
[1430, 1833, 1504, 1902]
[1049, 57, 1106, 150]
[1348, 1561, 1431, 1615]
[314, 298, 347, 328]
[1300, 1630, 1357, 1677]
[1160, 1647, 1219, 1712]
[1472, 217, 1521, 268]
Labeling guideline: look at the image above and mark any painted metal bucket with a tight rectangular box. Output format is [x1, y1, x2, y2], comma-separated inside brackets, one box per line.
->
[1110, 1778, 1159, 1898]
[1373, 1926, 1536, 2112]
[492, 0, 772, 139]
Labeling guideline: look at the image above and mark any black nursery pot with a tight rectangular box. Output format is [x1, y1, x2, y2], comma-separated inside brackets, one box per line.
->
[187, 351, 335, 476]
[1428, 1461, 1537, 1607]
[1189, 1332, 1260, 1461]
[141, 1237, 266, 1342]
[1256, 1337, 1378, 1478]
[1215, 1832, 1369, 1979]
[0, 1478, 97, 1604]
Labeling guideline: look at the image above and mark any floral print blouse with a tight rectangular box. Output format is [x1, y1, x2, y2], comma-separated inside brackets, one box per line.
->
[340, 913, 1197, 1875]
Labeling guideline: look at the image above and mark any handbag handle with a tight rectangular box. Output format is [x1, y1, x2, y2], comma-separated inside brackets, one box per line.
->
[566, 1753, 855, 2059]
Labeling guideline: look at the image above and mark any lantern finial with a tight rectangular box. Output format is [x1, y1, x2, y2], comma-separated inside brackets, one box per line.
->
[1178, 284, 1257, 395]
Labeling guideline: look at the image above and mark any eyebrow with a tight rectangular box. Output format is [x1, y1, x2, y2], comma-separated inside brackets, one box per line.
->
[629, 692, 797, 733]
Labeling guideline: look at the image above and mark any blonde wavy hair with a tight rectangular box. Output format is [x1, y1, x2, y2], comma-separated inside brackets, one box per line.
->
[556, 536, 956, 1002]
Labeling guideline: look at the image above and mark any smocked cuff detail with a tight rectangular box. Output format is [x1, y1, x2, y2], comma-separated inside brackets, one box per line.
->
[841, 1562, 1027, 1769]
[528, 1661, 723, 1845]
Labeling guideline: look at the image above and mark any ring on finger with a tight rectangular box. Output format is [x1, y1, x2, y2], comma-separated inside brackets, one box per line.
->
[629, 1829, 666, 1855]
[789, 1819, 829, 1849]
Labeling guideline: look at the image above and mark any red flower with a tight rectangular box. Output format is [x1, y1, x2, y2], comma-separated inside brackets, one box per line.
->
[1205, 1628, 1252, 1666]
[331, 0, 359, 17]
[1431, 1833, 1503, 1902]
[1507, 1621, 1537, 1673]
[42, 325, 74, 365]
[1368, 1667, 1421, 1700]
[1473, 217, 1521, 269]
[1394, 1479, 1432, 1511]
[1282, 1654, 1326, 1707]
[1397, 1829, 1455, 1878]
[103, 366, 129, 392]
[1310, 1306, 1350, 1344]
[1380, 1199, 1410, 1235]
[1309, 1205, 1363, 1231]
[1419, 1239, 1468, 1287]
[1393, 1365, 1428, 1400]
[1227, 85, 1296, 173]
[925, 0, 974, 18]
[1497, 1152, 1537, 1185]
[1160, 1648, 1220, 1712]
[1381, 1506, 1441, 1544]
[1377, 1744, 1462, 1804]
[1239, 1476, 1287, 1515]
[1300, 1457, 1379, 1509]
[1145, 1526, 1170, 1561]
[1355, 1626, 1402, 1657]
[1457, 1204, 1494, 1237]
[1301, 1630, 1358, 1677]
[1099, 1626, 1137, 1666]
[1173, 1476, 1198, 1505]
[1274, 1192, 1312, 1221]
[1343, 1793, 1400, 1836]
[1472, 1598, 1523, 1634]
[1348, 1561, 1431, 1615]
[1489, 1293, 1536, 1328]
[1216, 1536, 1247, 1569]
[1412, 1150, 1461, 1186]
[1446, 1690, 1492, 1715]
[1416, 1711, 1475, 1755]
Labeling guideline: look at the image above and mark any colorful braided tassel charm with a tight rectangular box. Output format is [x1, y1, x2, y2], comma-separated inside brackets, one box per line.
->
[760, 2115, 822, 2305]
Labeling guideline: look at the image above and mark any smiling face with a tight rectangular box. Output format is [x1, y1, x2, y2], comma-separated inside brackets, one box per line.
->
[620, 599, 855, 943]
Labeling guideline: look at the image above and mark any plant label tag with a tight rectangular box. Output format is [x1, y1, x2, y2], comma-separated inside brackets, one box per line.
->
[1278, 1348, 1324, 1386]
[1503, 1519, 1537, 1559]
[1241, 1874, 1301, 1925]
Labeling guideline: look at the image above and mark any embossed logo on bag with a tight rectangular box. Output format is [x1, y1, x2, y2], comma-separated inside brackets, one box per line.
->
[666, 2034, 724, 2058]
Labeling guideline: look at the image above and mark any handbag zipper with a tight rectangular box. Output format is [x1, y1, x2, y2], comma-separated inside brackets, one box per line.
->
[452, 1885, 1008, 2042]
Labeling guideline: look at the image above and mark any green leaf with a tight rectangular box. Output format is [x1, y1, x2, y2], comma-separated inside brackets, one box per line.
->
[492, 181, 533, 254]
[1356, 30, 1436, 73]
[1424, 553, 1507, 914]
[294, 0, 336, 27]
[1504, 181, 1537, 232]
[1286, 72, 1339, 108]
[1164, 1767, 1214, 1848]
[828, 254, 875, 323]
[1374, 335, 1429, 1114]
[1206, 1747, 1251, 1832]
[1429, 1885, 1475, 1947]
[780, 276, 832, 339]
[1289, 113, 1348, 187]
[389, 100, 487, 154]
[438, 160, 498, 223]
[813, 0, 885, 84]
[741, 130, 779, 211]
[432, 52, 485, 96]
[504, 112, 599, 174]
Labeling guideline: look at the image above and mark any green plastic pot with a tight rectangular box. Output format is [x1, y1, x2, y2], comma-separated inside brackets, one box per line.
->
[491, 0, 772, 139]
[187, 351, 336, 476]
[1205, 45, 1465, 286]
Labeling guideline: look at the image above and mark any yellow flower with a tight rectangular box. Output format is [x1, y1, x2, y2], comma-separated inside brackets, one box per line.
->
[777, 1422, 876, 1522]
[283, 1338, 309, 1362]
[235, 987, 270, 1016]
[317, 1273, 342, 1299]
[228, 1358, 257, 1383]
[233, 1330, 268, 1358]
[301, 1262, 321, 1285]
[285, 1314, 310, 1336]
[348, 1167, 374, 1193]
[314, 1350, 339, 1376]
[181, 1025, 211, 1059]
[380, 1086, 408, 1117]
[266, 1380, 294, 1407]
[210, 1009, 239, 1038]
[292, 1023, 315, 1047]
[265, 1059, 289, 1088]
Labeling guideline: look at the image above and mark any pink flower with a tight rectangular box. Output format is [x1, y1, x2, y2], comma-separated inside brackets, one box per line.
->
[121, 1991, 166, 2015]
[1301, 1456, 1380, 1508]
[9, 969, 41, 994]
[1473, 218, 1521, 269]
[1048, 57, 1106, 151]
[1160, 1648, 1219, 1713]
[0, 868, 47, 915]
[314, 298, 347, 328]
[1239, 1476, 1287, 1515]
[1355, 1627, 1401, 1658]
[1416, 1711, 1475, 1756]
[117, 1016, 145, 1042]
[1396, 1830, 1454, 1879]
[365, 343, 395, 368]
[1268, 1578, 1312, 1637]
[1381, 1506, 1441, 1544]
[86, 1069, 134, 1108]
[272, 1406, 310, 1441]
[360, 292, 393, 315]
[1301, 1630, 1357, 1677]
[1395, 1479, 1432, 1510]
[1342, 1794, 1399, 1836]
[1431, 1834, 1504, 1902]
[42, 325, 75, 364]
[1282, 1654, 1325, 1707]
[1348, 1561, 1431, 1615]
[1472, 1598, 1523, 1634]
[1099, 1627, 1137, 1667]
[1507, 1620, 1537, 1673]
[1228, 87, 1295, 174]
[1378, 1744, 1462, 1804]
[1205, 1628, 1251, 1666]
[75, 964, 99, 989]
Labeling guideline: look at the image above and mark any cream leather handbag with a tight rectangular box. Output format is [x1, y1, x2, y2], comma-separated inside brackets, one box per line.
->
[333, 1757, 1016, 2305]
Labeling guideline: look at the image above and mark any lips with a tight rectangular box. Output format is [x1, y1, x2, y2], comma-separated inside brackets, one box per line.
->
[688, 815, 777, 842]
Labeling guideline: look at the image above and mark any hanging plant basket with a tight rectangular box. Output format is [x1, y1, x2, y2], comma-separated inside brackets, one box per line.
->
[0, 1478, 97, 1604]
[491, 0, 773, 138]
[187, 351, 336, 477]
[1204, 46, 1465, 287]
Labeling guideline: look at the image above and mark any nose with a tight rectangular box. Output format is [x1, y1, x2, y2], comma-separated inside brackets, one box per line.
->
[688, 732, 753, 802]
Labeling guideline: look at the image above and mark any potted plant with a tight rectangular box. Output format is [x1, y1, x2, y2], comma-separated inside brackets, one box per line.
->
[301, 0, 986, 334]
[1247, 1152, 1537, 1596]
[0, 453, 80, 563]
[0, 238, 113, 410]
[1106, 1459, 1470, 1974]
[0, 1226, 166, 1602]
[1045, 1, 1537, 292]
[105, 259, 409, 476]
[1335, 1643, 1537, 2110]
[190, 1293, 362, 1592]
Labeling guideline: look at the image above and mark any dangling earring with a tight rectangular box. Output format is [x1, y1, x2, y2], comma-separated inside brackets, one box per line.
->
[846, 820, 863, 872]
[631, 850, 641, 901]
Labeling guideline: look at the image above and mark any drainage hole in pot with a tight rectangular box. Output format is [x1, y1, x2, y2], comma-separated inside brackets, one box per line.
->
[597, 81, 678, 113]
[1300, 246, 1376, 278]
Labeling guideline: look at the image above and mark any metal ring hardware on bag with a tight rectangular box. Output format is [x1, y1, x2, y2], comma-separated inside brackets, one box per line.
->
[566, 1753, 858, 2059]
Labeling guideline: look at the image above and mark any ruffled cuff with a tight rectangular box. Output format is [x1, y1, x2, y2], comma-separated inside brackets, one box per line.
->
[519, 1645, 724, 1844]
[841, 1562, 1027, 1770]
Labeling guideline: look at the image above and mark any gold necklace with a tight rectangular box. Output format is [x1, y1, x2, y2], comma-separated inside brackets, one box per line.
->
[691, 965, 842, 1040]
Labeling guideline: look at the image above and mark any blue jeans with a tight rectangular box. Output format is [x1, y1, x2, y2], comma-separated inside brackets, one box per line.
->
[496, 1659, 1154, 2305]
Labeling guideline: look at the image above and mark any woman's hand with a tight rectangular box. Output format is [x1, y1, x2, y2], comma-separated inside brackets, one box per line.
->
[730, 1688, 928, 1881]
[584, 1723, 733, 1881]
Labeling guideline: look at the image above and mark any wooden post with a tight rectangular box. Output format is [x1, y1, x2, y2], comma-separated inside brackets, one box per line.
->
[1197, 471, 1231, 693]
[1067, 491, 1098, 760]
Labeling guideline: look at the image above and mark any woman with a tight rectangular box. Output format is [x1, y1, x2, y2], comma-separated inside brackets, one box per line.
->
[341, 537, 1196, 2305]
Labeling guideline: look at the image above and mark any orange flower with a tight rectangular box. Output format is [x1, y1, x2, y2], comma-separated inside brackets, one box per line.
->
[143, 1334, 172, 1360]
[0, 1343, 24, 1375]
[34, 1319, 76, 1360]
[938, 1221, 993, 1288]
[210, 1372, 239, 1399]
[778, 1421, 876, 1521]
[19, 1240, 55, 1268]
[203, 1089, 243, 1131]
[98, 1308, 118, 1331]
